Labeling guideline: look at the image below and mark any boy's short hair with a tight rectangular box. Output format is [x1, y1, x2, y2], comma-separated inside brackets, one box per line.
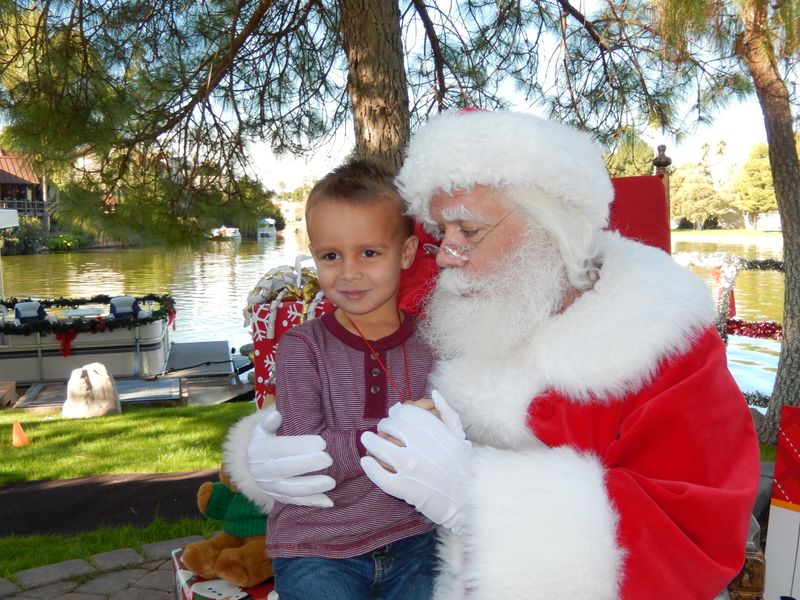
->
[306, 158, 415, 237]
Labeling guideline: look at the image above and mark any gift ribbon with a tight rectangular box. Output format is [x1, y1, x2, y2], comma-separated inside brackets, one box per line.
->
[55, 330, 78, 357]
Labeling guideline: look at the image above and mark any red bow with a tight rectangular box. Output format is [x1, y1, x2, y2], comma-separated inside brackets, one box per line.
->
[55, 330, 78, 357]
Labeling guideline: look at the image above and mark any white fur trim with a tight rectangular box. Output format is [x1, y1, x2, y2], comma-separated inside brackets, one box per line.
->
[529, 231, 716, 400]
[431, 351, 545, 449]
[223, 411, 275, 513]
[397, 110, 613, 235]
[433, 445, 621, 599]
[431, 528, 466, 600]
[431, 232, 716, 444]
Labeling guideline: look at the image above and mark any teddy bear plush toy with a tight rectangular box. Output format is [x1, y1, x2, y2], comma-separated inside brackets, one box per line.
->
[181, 462, 273, 588]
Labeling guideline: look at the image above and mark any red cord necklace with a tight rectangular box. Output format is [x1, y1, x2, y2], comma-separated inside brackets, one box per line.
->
[345, 311, 413, 404]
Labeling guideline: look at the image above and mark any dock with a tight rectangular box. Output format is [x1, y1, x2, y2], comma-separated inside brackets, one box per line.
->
[11, 341, 254, 413]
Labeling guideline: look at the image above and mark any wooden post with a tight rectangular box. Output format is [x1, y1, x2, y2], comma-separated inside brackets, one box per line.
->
[652, 144, 672, 215]
[42, 174, 50, 234]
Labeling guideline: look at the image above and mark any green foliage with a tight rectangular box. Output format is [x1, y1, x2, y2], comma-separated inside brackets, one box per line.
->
[205, 177, 281, 237]
[731, 143, 779, 226]
[0, 518, 222, 579]
[760, 443, 776, 463]
[606, 130, 656, 177]
[283, 180, 314, 203]
[47, 233, 90, 252]
[0, 215, 46, 255]
[670, 162, 729, 228]
[0, 402, 254, 484]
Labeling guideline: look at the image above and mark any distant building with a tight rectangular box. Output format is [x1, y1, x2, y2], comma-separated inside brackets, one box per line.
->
[0, 151, 45, 219]
[279, 199, 305, 223]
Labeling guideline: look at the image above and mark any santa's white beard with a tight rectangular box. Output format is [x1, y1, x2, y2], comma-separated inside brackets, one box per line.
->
[420, 232, 569, 361]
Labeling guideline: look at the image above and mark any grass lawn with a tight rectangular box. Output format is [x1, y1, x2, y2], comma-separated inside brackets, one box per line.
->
[0, 401, 256, 577]
[0, 402, 254, 484]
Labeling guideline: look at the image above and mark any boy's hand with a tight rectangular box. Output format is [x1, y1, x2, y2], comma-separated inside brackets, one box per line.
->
[372, 397, 439, 471]
[402, 397, 440, 419]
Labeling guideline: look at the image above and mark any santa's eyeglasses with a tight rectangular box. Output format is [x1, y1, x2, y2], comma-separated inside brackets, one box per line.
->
[423, 212, 513, 262]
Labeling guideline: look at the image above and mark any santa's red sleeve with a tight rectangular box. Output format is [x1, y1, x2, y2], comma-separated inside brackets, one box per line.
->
[448, 328, 759, 599]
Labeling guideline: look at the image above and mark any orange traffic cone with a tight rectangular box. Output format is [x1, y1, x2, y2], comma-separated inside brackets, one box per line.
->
[11, 420, 29, 448]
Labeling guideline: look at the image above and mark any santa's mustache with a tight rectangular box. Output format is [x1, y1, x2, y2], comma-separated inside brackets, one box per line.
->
[420, 229, 569, 361]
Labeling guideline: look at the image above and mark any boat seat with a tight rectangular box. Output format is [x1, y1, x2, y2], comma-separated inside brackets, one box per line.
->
[108, 296, 151, 320]
[13, 301, 57, 325]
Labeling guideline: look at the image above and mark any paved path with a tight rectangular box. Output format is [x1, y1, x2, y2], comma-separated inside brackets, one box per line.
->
[0, 536, 203, 599]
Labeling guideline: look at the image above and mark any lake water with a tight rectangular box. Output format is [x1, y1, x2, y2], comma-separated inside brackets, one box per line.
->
[672, 236, 784, 396]
[1, 230, 315, 355]
[0, 231, 784, 395]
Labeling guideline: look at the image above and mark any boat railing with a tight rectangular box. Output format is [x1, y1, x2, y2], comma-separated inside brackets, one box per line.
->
[0, 294, 175, 384]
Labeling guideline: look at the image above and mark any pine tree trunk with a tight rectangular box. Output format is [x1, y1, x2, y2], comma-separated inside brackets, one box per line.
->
[339, 0, 410, 171]
[741, 0, 800, 444]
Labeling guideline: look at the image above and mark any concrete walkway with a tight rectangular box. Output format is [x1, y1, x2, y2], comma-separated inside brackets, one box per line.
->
[0, 535, 204, 599]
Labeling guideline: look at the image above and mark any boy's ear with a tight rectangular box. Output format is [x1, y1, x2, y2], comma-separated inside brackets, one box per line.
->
[401, 234, 419, 269]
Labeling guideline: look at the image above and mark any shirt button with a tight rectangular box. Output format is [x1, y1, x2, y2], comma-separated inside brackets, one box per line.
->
[370, 385, 381, 394]
[371, 368, 381, 377]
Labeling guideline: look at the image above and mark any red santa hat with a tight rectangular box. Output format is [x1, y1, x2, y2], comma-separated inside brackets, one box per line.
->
[397, 110, 614, 235]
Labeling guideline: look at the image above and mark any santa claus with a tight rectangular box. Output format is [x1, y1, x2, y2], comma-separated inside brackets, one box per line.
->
[229, 110, 760, 599]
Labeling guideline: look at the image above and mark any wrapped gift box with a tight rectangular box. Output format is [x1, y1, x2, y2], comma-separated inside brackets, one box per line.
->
[250, 296, 333, 408]
[245, 262, 335, 409]
[172, 548, 275, 600]
[764, 405, 800, 599]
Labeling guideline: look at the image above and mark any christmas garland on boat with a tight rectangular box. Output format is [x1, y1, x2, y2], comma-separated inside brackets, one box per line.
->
[0, 293, 176, 336]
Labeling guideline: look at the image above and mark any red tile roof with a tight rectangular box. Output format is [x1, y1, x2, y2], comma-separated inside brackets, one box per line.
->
[0, 151, 38, 185]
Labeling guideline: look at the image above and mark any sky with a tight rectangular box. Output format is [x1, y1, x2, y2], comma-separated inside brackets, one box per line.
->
[250, 98, 769, 194]
[648, 99, 768, 174]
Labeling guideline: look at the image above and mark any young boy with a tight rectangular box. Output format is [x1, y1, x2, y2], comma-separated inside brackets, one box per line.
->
[267, 158, 436, 600]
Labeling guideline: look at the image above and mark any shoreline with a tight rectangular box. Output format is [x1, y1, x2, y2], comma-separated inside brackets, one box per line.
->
[670, 229, 783, 245]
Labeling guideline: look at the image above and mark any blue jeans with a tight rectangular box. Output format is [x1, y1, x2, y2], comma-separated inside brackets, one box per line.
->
[272, 531, 436, 600]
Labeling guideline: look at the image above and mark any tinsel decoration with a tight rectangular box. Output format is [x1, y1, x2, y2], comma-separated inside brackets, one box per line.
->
[727, 318, 783, 341]
[242, 256, 324, 327]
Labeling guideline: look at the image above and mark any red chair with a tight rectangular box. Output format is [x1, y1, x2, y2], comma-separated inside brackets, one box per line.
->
[608, 175, 671, 254]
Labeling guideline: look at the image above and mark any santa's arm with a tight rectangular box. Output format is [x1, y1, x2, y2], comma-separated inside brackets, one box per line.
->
[462, 328, 759, 599]
[602, 328, 760, 597]
[463, 444, 622, 598]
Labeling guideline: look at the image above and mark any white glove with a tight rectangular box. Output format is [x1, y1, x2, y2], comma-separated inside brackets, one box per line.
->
[247, 408, 336, 508]
[360, 390, 471, 532]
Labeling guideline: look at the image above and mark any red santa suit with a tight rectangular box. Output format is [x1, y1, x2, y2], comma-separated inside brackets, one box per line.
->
[429, 231, 760, 600]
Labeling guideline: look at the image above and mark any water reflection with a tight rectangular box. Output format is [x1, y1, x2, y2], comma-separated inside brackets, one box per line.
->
[672, 237, 783, 395]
